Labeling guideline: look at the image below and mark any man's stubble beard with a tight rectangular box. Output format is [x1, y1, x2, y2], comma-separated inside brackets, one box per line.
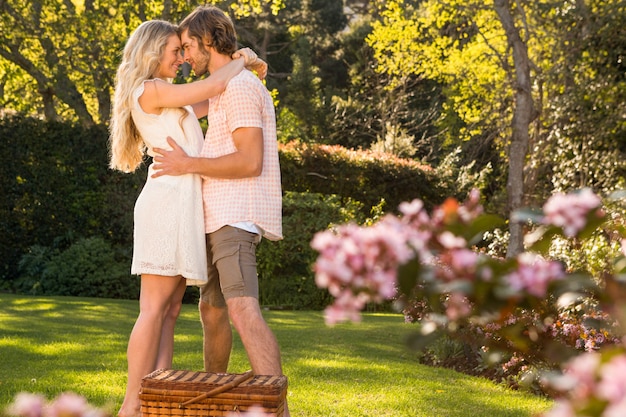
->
[194, 49, 211, 76]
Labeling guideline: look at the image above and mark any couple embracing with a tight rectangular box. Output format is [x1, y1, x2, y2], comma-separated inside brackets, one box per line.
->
[109, 6, 288, 417]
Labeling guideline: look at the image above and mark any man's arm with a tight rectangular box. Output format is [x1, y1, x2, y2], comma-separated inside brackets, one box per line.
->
[151, 127, 264, 179]
[191, 101, 209, 119]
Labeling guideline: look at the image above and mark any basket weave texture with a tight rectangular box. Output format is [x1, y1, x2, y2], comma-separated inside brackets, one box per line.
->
[139, 369, 287, 417]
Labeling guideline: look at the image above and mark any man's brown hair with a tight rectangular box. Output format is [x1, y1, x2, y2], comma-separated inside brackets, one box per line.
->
[178, 6, 238, 56]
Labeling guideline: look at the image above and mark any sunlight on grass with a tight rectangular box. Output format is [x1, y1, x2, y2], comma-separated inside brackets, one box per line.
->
[298, 357, 393, 372]
[9, 299, 57, 308]
[35, 342, 84, 355]
[0, 294, 553, 416]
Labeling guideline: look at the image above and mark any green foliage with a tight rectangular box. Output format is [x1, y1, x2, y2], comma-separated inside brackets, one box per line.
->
[1, 0, 624, 216]
[434, 146, 495, 205]
[15, 245, 57, 295]
[366, 0, 423, 85]
[257, 191, 370, 309]
[279, 140, 446, 213]
[276, 106, 306, 143]
[368, 0, 510, 143]
[536, 0, 626, 196]
[365, 0, 626, 206]
[0, 116, 144, 287]
[281, 36, 320, 142]
[211, 0, 350, 146]
[1, 117, 450, 306]
[230, 0, 287, 18]
[15, 237, 138, 299]
[0, 0, 198, 124]
[326, 15, 445, 160]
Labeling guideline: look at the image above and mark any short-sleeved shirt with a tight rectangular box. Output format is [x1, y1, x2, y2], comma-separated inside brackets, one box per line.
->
[200, 70, 283, 241]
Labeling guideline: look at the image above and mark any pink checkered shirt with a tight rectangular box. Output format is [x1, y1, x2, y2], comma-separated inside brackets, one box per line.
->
[200, 70, 283, 241]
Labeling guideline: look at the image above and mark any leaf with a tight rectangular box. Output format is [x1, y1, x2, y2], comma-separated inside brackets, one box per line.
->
[435, 280, 473, 295]
[539, 340, 579, 365]
[465, 214, 506, 245]
[608, 190, 626, 201]
[405, 328, 444, 351]
[511, 207, 544, 224]
[397, 256, 421, 297]
[550, 272, 599, 298]
[525, 225, 560, 254]
[577, 210, 608, 240]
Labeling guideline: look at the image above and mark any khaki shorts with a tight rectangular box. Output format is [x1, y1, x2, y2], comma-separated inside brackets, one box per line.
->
[200, 226, 260, 307]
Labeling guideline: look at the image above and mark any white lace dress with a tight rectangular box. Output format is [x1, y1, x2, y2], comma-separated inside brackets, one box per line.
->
[129, 79, 207, 286]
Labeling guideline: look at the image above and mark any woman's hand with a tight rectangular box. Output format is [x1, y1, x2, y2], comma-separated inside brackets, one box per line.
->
[233, 47, 268, 80]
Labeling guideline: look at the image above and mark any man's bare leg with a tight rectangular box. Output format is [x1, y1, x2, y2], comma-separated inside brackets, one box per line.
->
[227, 297, 289, 416]
[199, 300, 232, 373]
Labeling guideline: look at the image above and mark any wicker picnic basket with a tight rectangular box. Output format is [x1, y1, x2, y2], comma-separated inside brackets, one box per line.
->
[139, 369, 287, 417]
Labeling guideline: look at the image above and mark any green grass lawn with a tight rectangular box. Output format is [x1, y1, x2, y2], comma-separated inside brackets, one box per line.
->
[0, 293, 553, 416]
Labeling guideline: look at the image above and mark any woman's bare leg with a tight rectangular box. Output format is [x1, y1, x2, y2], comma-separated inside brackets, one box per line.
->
[117, 274, 185, 417]
[156, 279, 186, 369]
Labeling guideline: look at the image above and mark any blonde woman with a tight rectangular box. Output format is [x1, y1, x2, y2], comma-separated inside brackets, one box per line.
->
[109, 20, 264, 417]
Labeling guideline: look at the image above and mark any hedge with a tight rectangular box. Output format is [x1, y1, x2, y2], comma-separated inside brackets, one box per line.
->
[0, 116, 446, 306]
[279, 141, 445, 214]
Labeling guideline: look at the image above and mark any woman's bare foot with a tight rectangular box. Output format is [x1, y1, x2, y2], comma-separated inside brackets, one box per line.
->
[117, 403, 141, 417]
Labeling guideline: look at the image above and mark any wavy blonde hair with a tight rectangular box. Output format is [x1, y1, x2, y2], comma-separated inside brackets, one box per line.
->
[109, 20, 180, 172]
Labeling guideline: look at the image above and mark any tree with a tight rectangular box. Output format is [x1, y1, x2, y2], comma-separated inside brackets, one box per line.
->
[0, 0, 351, 139]
[325, 2, 444, 156]
[531, 0, 626, 196]
[365, 0, 626, 255]
[494, 0, 536, 256]
[225, 0, 349, 142]
[0, 0, 197, 125]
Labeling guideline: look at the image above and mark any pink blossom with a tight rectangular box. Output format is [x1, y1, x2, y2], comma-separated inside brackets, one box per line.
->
[597, 355, 626, 403]
[6, 393, 46, 417]
[478, 266, 493, 282]
[312, 215, 417, 324]
[47, 393, 89, 417]
[450, 250, 479, 274]
[457, 188, 483, 222]
[311, 197, 441, 324]
[398, 199, 431, 227]
[438, 231, 467, 249]
[501, 353, 524, 373]
[564, 352, 600, 400]
[505, 253, 565, 297]
[541, 400, 576, 417]
[603, 397, 626, 417]
[584, 338, 598, 352]
[404, 228, 434, 264]
[544, 352, 626, 416]
[445, 292, 472, 321]
[437, 249, 479, 282]
[227, 406, 271, 417]
[323, 290, 365, 325]
[542, 188, 603, 237]
[398, 199, 426, 218]
[561, 323, 576, 337]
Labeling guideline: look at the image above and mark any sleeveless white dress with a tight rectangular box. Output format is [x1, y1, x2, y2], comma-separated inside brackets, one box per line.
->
[129, 79, 207, 286]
